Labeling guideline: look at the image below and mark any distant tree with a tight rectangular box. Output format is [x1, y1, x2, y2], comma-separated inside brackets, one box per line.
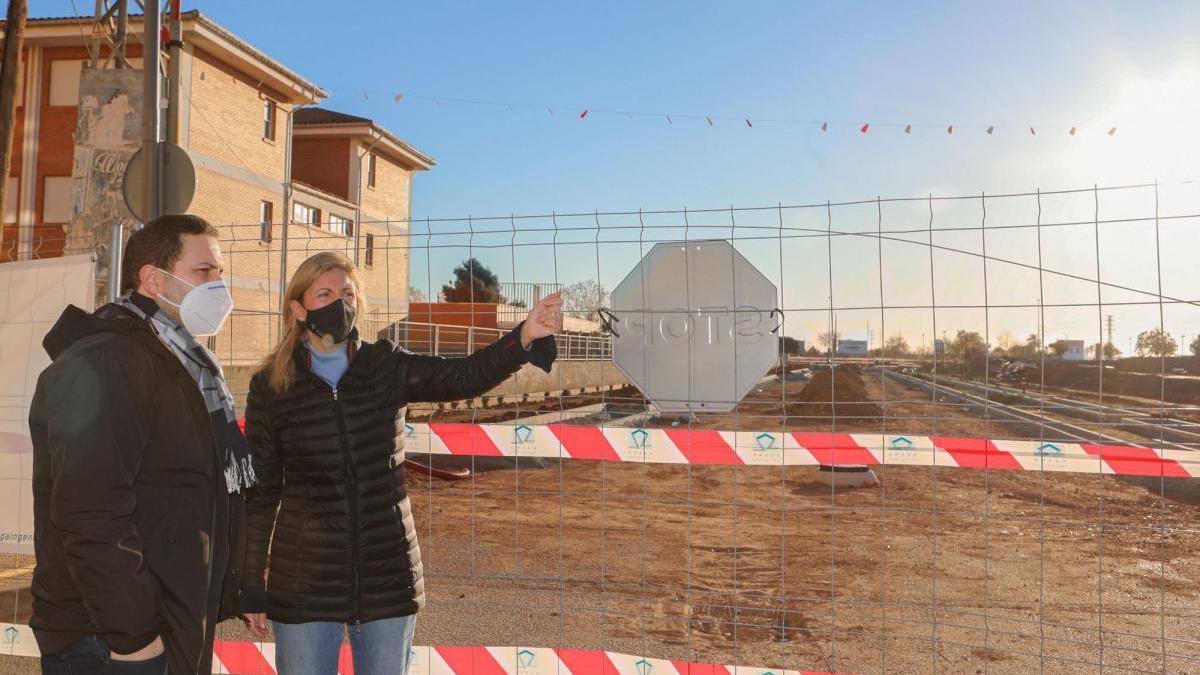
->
[805, 345, 822, 356]
[442, 258, 501, 303]
[1048, 340, 1072, 359]
[561, 280, 608, 321]
[1190, 334, 1200, 357]
[1135, 327, 1178, 357]
[408, 286, 427, 304]
[779, 336, 803, 355]
[995, 331, 1014, 353]
[883, 335, 911, 356]
[950, 326, 988, 369]
[947, 330, 988, 364]
[816, 331, 840, 352]
[1088, 342, 1121, 360]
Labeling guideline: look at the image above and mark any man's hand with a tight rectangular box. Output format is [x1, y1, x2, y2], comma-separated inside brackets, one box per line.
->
[110, 636, 164, 662]
[521, 291, 563, 348]
[244, 613, 271, 639]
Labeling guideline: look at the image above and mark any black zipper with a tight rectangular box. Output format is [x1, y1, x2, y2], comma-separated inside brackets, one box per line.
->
[330, 386, 363, 629]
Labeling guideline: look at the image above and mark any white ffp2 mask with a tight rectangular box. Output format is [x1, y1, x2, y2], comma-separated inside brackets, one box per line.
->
[156, 269, 234, 337]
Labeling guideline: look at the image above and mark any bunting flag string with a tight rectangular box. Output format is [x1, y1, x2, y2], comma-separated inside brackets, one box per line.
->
[328, 86, 1132, 137]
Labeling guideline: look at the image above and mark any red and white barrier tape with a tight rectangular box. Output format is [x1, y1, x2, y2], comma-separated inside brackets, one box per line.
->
[397, 423, 1198, 478]
[1, 625, 839, 674]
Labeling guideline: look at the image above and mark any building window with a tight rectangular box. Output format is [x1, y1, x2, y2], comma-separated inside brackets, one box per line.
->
[263, 99, 277, 141]
[292, 202, 319, 226]
[364, 233, 375, 268]
[49, 60, 84, 106]
[3, 177, 17, 223]
[259, 201, 273, 242]
[367, 152, 376, 188]
[42, 177, 73, 223]
[328, 214, 351, 236]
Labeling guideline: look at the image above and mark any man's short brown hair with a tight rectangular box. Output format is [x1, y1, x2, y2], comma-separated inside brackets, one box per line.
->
[120, 214, 220, 293]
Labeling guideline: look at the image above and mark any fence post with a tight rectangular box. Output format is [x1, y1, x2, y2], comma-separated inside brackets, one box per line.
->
[468, 326, 474, 354]
[107, 222, 124, 303]
[433, 324, 440, 356]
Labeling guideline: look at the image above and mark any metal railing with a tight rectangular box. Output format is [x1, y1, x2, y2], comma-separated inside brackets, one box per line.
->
[361, 317, 611, 361]
[496, 282, 562, 325]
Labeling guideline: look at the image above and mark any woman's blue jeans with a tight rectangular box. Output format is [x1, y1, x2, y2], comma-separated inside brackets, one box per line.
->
[272, 616, 416, 675]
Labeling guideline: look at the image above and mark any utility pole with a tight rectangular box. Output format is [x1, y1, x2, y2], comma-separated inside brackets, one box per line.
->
[0, 0, 28, 227]
[1106, 314, 1114, 351]
[165, 0, 183, 146]
[142, 0, 164, 222]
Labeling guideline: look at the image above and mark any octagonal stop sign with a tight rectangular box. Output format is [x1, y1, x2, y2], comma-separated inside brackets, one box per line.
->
[610, 240, 779, 413]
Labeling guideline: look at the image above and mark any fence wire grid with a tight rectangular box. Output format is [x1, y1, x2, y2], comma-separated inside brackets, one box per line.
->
[2, 180, 1200, 674]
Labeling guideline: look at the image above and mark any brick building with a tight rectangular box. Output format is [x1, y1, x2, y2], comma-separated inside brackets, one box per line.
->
[0, 11, 433, 365]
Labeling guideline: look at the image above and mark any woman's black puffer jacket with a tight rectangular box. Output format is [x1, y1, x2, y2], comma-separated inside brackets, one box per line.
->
[240, 324, 554, 624]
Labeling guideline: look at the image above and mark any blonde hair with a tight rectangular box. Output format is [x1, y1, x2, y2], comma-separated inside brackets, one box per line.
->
[261, 251, 368, 394]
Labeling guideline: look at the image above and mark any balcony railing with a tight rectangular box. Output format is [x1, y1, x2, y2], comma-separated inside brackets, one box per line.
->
[363, 317, 611, 362]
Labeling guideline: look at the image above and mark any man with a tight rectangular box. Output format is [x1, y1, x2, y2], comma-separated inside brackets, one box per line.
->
[29, 214, 254, 674]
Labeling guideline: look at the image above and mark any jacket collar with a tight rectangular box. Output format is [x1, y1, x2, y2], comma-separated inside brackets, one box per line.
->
[291, 326, 361, 373]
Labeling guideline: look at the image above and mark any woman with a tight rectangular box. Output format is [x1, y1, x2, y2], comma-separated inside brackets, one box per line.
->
[241, 252, 560, 674]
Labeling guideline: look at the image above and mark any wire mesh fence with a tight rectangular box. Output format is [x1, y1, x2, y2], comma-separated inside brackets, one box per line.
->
[2, 181, 1199, 673]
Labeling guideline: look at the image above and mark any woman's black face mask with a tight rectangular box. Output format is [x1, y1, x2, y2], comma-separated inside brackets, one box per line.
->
[300, 298, 356, 346]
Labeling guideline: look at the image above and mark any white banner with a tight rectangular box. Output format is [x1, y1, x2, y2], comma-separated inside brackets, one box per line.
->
[0, 254, 95, 554]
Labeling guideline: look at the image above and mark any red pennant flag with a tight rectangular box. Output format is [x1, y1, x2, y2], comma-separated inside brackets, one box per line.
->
[821, 122, 828, 131]
[986, 126, 994, 135]
[1108, 126, 1117, 136]
[947, 125, 954, 134]
[860, 123, 870, 133]
[393, 94, 403, 102]
[580, 109, 589, 119]
[161, 26, 170, 44]
[904, 124, 912, 134]
[745, 118, 753, 127]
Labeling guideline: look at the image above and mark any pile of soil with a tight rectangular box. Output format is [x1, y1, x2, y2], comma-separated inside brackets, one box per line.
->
[787, 364, 882, 421]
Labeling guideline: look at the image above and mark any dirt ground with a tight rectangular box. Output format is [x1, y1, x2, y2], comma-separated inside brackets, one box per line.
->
[5, 371, 1200, 675]
[391, 460, 1200, 675]
[380, 371, 1200, 674]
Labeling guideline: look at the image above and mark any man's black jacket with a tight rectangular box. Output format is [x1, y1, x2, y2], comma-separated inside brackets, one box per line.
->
[28, 301, 245, 674]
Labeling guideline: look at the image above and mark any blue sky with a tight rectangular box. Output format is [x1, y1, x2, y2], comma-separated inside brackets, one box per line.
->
[37, 0, 1200, 350]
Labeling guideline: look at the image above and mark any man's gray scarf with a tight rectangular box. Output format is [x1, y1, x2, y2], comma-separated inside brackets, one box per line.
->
[116, 293, 256, 493]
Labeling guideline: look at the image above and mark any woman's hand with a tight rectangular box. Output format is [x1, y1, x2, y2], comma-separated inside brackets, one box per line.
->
[244, 613, 271, 639]
[521, 291, 563, 348]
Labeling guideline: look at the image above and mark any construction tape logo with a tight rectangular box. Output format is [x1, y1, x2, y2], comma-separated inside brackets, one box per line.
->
[404, 423, 415, 439]
[1036, 442, 1064, 457]
[755, 432, 777, 450]
[517, 649, 536, 669]
[630, 428, 650, 450]
[635, 658, 653, 675]
[889, 436, 918, 458]
[513, 424, 534, 445]
[4, 626, 16, 644]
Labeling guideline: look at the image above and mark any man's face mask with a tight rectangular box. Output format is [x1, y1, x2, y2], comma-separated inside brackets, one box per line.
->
[156, 268, 234, 337]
